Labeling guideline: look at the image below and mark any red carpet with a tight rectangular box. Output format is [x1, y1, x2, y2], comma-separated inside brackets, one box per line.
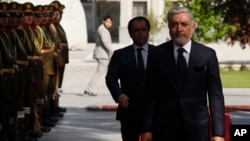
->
[224, 112, 231, 141]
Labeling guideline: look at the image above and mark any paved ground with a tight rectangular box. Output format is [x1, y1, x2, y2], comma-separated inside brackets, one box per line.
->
[39, 43, 250, 141]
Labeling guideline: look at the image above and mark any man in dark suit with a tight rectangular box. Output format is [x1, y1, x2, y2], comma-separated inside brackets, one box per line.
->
[106, 16, 155, 141]
[141, 7, 225, 141]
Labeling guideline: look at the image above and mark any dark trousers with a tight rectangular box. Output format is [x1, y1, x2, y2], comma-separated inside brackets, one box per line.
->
[2, 73, 15, 140]
[120, 120, 141, 141]
[58, 65, 65, 88]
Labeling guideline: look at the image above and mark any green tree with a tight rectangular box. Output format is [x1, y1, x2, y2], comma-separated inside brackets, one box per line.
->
[213, 0, 250, 49]
[162, 0, 174, 23]
[178, 0, 236, 44]
[146, 9, 163, 42]
[146, 0, 173, 42]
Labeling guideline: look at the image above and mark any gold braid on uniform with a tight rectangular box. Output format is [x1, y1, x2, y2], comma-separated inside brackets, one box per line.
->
[29, 28, 40, 56]
[11, 30, 27, 56]
[33, 26, 44, 54]
[42, 26, 55, 51]
[49, 24, 61, 50]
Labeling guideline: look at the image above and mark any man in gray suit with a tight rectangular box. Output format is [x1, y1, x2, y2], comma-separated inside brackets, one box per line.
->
[84, 16, 113, 96]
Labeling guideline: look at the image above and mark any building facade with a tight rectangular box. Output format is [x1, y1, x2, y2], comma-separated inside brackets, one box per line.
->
[81, 0, 177, 44]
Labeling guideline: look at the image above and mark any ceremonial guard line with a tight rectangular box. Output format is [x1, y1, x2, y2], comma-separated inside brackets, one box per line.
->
[0, 1, 69, 141]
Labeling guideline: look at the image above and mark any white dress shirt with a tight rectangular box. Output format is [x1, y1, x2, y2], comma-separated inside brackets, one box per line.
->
[134, 43, 149, 69]
[174, 40, 191, 67]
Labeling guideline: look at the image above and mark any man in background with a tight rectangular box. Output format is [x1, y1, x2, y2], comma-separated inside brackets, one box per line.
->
[106, 16, 154, 141]
[84, 15, 113, 96]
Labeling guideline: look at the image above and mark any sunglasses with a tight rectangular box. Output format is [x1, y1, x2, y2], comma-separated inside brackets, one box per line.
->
[34, 13, 42, 18]
[42, 13, 53, 17]
[0, 13, 10, 17]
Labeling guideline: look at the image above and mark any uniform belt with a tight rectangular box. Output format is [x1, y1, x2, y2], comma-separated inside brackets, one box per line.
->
[0, 68, 15, 74]
[16, 60, 29, 66]
[27, 55, 42, 60]
[41, 48, 53, 54]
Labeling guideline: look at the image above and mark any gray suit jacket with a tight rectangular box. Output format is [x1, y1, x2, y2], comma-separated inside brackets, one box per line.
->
[93, 24, 113, 59]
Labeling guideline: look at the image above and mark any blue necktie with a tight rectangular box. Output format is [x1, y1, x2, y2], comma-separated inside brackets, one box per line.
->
[176, 48, 187, 89]
[137, 48, 145, 75]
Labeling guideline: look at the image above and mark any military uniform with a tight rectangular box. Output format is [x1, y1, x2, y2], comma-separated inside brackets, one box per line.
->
[46, 4, 65, 117]
[32, 4, 54, 134]
[7, 2, 27, 141]
[49, 0, 68, 115]
[0, 50, 3, 141]
[50, 0, 69, 90]
[0, 2, 16, 141]
[17, 2, 42, 140]
[38, 4, 59, 129]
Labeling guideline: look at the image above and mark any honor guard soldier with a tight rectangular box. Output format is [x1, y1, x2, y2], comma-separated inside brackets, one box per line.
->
[47, 3, 67, 118]
[0, 2, 16, 141]
[17, 2, 42, 140]
[0, 46, 3, 141]
[7, 2, 26, 141]
[12, 2, 33, 141]
[50, 0, 68, 114]
[47, 5, 62, 118]
[30, 4, 44, 136]
[39, 4, 58, 129]
[32, 4, 53, 133]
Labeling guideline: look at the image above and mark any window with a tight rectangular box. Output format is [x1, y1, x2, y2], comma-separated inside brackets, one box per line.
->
[133, 2, 147, 17]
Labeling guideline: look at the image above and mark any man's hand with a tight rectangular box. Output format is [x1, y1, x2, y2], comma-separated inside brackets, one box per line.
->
[141, 132, 152, 141]
[117, 94, 129, 108]
[211, 136, 224, 141]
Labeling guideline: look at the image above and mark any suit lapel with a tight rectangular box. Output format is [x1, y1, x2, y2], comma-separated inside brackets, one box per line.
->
[183, 41, 200, 89]
[162, 42, 179, 92]
[125, 46, 139, 79]
[187, 42, 199, 72]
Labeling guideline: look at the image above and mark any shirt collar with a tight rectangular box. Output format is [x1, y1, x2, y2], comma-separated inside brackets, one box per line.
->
[174, 40, 191, 54]
[134, 43, 149, 52]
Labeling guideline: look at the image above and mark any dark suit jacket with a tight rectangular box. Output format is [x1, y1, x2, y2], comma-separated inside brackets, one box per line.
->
[142, 40, 225, 141]
[106, 44, 154, 121]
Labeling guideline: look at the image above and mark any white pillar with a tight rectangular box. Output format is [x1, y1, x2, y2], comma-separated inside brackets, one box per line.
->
[119, 0, 133, 44]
